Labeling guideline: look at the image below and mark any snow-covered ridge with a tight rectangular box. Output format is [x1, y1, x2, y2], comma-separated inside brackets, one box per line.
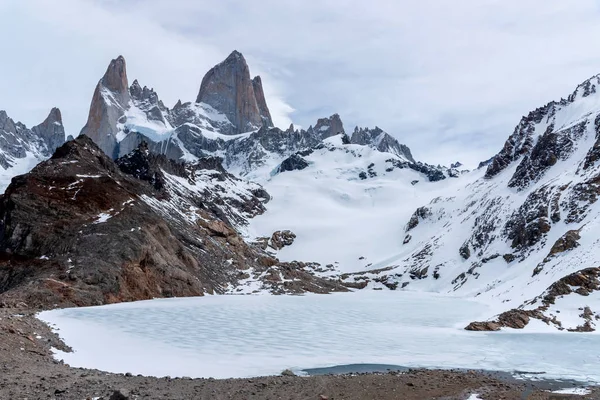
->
[80, 54, 456, 189]
[377, 73, 600, 331]
[0, 108, 65, 191]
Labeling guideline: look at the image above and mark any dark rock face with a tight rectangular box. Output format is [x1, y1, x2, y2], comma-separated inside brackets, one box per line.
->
[504, 186, 555, 251]
[485, 102, 557, 179]
[276, 154, 309, 173]
[196, 51, 273, 133]
[351, 126, 415, 162]
[406, 207, 431, 231]
[385, 158, 449, 182]
[508, 121, 586, 190]
[0, 137, 344, 308]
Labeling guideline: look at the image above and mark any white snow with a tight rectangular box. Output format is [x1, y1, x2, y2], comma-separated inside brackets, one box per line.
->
[466, 395, 483, 400]
[551, 387, 591, 395]
[38, 291, 600, 382]
[248, 141, 479, 274]
[94, 212, 113, 224]
[0, 151, 43, 192]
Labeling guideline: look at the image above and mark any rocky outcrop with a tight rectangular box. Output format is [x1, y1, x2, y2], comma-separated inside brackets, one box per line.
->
[484, 102, 557, 179]
[465, 309, 535, 331]
[0, 137, 344, 308]
[466, 268, 600, 331]
[276, 154, 309, 173]
[270, 230, 296, 250]
[196, 50, 273, 133]
[406, 207, 431, 231]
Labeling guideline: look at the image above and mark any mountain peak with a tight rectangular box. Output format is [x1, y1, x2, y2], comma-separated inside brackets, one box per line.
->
[46, 107, 62, 124]
[196, 51, 273, 133]
[225, 50, 245, 63]
[32, 107, 65, 155]
[80, 56, 131, 158]
[100, 55, 129, 98]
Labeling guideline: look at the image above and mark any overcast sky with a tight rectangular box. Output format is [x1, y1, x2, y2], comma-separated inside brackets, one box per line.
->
[2, 0, 600, 167]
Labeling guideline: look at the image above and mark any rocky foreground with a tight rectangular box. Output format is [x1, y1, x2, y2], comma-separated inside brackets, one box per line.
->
[0, 307, 597, 400]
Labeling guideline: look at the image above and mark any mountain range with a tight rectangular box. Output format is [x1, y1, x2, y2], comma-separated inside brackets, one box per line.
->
[1, 50, 600, 333]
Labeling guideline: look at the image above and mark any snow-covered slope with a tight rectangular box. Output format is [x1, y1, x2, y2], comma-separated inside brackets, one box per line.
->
[247, 134, 474, 275]
[343, 74, 600, 331]
[0, 108, 65, 191]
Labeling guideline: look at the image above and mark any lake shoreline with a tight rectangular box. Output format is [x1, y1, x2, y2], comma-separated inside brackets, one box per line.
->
[0, 307, 596, 399]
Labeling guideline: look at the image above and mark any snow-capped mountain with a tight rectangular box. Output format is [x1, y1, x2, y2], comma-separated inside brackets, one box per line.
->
[79, 52, 457, 183]
[323, 73, 600, 332]
[8, 50, 600, 333]
[0, 108, 65, 191]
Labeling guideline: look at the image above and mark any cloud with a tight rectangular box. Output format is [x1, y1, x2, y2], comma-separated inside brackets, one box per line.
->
[2, 0, 600, 167]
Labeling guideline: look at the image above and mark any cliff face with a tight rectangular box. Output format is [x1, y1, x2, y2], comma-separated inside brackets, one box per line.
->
[79, 56, 130, 158]
[196, 50, 273, 133]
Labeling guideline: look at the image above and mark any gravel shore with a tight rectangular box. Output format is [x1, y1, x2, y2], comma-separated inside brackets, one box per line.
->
[1, 308, 597, 400]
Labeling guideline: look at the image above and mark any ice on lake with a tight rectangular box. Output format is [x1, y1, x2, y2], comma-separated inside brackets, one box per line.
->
[38, 291, 600, 382]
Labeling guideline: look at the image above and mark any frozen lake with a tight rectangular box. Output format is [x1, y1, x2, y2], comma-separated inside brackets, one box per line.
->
[39, 291, 600, 383]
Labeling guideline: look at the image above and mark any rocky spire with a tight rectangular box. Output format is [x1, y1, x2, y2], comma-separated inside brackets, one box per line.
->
[99, 55, 130, 105]
[252, 75, 274, 127]
[311, 113, 345, 141]
[196, 50, 273, 134]
[32, 107, 65, 154]
[79, 55, 130, 158]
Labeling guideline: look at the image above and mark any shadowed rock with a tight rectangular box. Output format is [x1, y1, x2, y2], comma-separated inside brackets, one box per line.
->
[196, 50, 273, 133]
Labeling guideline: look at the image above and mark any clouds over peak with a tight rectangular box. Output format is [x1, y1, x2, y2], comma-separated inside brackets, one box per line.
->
[2, 0, 600, 167]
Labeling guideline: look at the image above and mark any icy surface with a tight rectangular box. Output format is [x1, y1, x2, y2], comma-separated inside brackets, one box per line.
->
[39, 291, 600, 382]
[551, 387, 591, 395]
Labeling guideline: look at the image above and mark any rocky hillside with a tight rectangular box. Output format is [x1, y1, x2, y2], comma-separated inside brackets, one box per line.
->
[344, 73, 600, 332]
[0, 108, 65, 191]
[0, 136, 347, 308]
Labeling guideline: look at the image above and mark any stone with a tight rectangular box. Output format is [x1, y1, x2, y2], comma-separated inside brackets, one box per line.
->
[406, 207, 431, 231]
[109, 389, 130, 400]
[270, 230, 296, 250]
[277, 154, 309, 173]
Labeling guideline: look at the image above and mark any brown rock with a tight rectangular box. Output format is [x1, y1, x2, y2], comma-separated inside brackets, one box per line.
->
[464, 321, 501, 331]
[269, 230, 296, 250]
[196, 51, 272, 133]
[548, 229, 581, 255]
[79, 56, 130, 158]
